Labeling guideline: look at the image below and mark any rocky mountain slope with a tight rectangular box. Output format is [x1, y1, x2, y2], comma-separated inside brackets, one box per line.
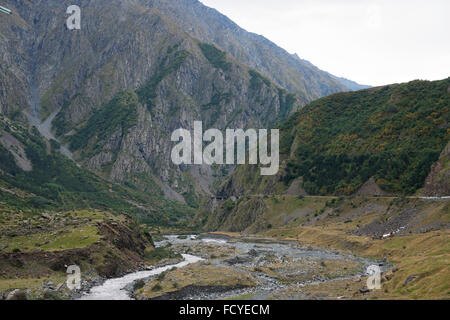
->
[0, 114, 194, 226]
[0, 0, 355, 208]
[148, 0, 349, 98]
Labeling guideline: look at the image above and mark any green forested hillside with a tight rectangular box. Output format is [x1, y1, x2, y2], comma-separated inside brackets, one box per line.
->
[280, 78, 450, 195]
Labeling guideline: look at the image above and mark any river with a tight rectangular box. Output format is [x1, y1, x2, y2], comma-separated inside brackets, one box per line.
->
[79, 254, 203, 300]
[78, 235, 381, 300]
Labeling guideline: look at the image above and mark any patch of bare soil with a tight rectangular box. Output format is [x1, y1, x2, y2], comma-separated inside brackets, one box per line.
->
[285, 178, 307, 196]
[355, 177, 389, 196]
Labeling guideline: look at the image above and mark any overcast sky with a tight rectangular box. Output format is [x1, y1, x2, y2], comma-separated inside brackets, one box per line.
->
[201, 0, 450, 86]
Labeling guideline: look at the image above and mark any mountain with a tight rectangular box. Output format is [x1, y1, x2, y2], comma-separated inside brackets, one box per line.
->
[0, 0, 354, 211]
[216, 78, 450, 199]
[148, 0, 349, 98]
[292, 53, 371, 91]
[329, 75, 371, 91]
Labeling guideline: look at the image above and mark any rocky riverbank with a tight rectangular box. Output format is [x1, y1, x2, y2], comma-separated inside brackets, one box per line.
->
[133, 235, 384, 300]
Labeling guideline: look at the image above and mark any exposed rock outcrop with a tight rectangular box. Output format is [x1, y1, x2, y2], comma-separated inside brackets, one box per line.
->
[423, 141, 450, 196]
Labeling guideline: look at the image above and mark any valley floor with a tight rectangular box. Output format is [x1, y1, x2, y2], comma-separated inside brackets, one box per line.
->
[133, 235, 380, 300]
[0, 196, 449, 300]
[193, 195, 449, 299]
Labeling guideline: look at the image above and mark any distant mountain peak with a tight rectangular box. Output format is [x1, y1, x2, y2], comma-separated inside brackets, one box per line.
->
[292, 53, 371, 91]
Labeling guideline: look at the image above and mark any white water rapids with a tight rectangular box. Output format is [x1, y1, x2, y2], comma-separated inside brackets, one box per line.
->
[79, 254, 203, 300]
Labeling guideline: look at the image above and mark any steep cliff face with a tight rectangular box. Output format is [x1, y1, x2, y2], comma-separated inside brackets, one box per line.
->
[0, 0, 350, 206]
